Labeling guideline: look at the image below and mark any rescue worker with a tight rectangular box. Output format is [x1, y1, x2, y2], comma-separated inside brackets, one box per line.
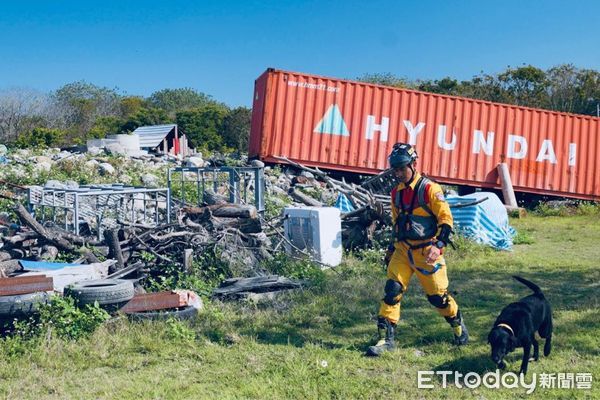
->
[366, 143, 469, 357]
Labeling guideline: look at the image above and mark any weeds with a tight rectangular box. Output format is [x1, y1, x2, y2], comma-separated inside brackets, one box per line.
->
[165, 318, 196, 341]
[534, 201, 600, 217]
[513, 230, 535, 245]
[261, 252, 326, 285]
[264, 192, 291, 220]
[5, 296, 110, 342]
[145, 248, 232, 296]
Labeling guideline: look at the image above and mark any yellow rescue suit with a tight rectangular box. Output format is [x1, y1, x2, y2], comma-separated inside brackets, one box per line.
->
[378, 172, 459, 324]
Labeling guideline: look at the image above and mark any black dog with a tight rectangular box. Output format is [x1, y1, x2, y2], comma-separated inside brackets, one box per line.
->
[488, 276, 553, 375]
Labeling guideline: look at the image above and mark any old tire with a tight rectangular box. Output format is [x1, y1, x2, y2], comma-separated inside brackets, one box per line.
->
[127, 306, 198, 322]
[64, 279, 134, 309]
[0, 292, 50, 317]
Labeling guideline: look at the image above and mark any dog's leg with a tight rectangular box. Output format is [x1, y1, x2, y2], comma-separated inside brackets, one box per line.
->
[520, 342, 531, 375]
[544, 332, 552, 357]
[531, 337, 539, 361]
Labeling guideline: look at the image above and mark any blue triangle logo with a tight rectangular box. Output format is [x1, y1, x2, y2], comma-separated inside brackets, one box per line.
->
[314, 104, 350, 136]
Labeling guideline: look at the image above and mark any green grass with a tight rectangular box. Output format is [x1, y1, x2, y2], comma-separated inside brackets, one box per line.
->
[1, 214, 599, 399]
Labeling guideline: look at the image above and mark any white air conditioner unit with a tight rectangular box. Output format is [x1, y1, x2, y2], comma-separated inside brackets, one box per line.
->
[283, 207, 342, 267]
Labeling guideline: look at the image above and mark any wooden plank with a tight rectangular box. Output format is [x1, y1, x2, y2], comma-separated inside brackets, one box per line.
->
[120, 291, 182, 313]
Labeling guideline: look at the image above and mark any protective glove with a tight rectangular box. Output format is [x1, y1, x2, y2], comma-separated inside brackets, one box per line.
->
[383, 243, 395, 269]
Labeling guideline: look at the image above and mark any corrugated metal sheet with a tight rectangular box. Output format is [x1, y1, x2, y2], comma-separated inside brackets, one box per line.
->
[250, 68, 600, 200]
[133, 124, 177, 148]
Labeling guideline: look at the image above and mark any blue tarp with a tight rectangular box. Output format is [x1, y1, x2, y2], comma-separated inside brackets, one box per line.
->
[19, 260, 82, 271]
[447, 192, 516, 251]
[334, 193, 355, 213]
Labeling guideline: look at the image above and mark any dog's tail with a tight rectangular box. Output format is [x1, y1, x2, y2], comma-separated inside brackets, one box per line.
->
[513, 275, 543, 295]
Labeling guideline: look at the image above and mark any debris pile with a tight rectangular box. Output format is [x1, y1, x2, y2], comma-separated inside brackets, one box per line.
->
[0, 146, 397, 283]
[264, 157, 390, 251]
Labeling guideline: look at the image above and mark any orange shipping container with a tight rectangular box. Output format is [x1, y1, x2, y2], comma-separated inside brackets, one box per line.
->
[250, 68, 600, 200]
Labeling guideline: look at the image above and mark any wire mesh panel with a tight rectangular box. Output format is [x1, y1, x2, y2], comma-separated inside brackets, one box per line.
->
[27, 184, 170, 239]
[361, 168, 400, 195]
[168, 166, 265, 212]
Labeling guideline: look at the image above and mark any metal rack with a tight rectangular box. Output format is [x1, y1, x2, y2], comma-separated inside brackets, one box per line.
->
[168, 166, 265, 212]
[27, 184, 171, 239]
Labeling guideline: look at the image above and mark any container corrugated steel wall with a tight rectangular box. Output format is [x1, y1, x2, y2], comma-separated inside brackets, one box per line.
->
[250, 68, 600, 200]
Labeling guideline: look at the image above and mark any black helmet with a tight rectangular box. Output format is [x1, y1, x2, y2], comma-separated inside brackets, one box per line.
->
[388, 143, 417, 168]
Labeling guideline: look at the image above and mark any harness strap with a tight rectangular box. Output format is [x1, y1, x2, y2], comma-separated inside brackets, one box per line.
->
[402, 239, 432, 250]
[416, 177, 434, 217]
[406, 245, 442, 276]
[394, 177, 435, 217]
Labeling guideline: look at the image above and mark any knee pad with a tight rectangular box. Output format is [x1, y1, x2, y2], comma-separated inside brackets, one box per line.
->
[427, 293, 449, 309]
[383, 279, 403, 305]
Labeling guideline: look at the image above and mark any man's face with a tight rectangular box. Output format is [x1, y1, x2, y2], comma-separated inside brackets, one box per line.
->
[393, 164, 413, 183]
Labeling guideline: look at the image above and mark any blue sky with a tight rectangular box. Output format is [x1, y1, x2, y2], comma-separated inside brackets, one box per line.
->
[1, 1, 599, 107]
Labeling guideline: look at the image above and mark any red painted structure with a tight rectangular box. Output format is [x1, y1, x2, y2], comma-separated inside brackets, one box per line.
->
[250, 68, 600, 200]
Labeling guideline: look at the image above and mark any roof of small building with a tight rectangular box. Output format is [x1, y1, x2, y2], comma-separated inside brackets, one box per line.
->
[133, 124, 177, 148]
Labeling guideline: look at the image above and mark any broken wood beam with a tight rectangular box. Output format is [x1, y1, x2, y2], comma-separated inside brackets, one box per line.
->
[13, 203, 99, 264]
[288, 187, 323, 207]
[183, 204, 258, 219]
[104, 229, 125, 272]
[204, 189, 228, 205]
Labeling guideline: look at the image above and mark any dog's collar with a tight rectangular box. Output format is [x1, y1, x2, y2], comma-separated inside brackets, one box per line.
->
[497, 323, 514, 336]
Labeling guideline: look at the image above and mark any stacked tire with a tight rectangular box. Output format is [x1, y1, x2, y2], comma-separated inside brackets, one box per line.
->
[64, 279, 134, 311]
[0, 291, 50, 320]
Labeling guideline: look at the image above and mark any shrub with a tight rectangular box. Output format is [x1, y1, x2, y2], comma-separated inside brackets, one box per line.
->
[575, 202, 600, 216]
[14, 127, 67, 149]
[17, 295, 111, 340]
[534, 203, 569, 217]
[145, 248, 232, 296]
[534, 201, 600, 217]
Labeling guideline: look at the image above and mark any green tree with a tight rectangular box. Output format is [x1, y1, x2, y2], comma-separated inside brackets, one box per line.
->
[357, 72, 409, 88]
[50, 81, 121, 139]
[456, 73, 509, 103]
[148, 88, 218, 116]
[545, 65, 600, 115]
[120, 107, 171, 133]
[417, 77, 461, 95]
[222, 106, 252, 153]
[176, 104, 230, 152]
[497, 65, 549, 107]
[88, 116, 124, 138]
[119, 96, 147, 118]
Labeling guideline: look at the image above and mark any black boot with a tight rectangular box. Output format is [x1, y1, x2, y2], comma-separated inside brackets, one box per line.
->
[445, 310, 469, 346]
[366, 318, 396, 356]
